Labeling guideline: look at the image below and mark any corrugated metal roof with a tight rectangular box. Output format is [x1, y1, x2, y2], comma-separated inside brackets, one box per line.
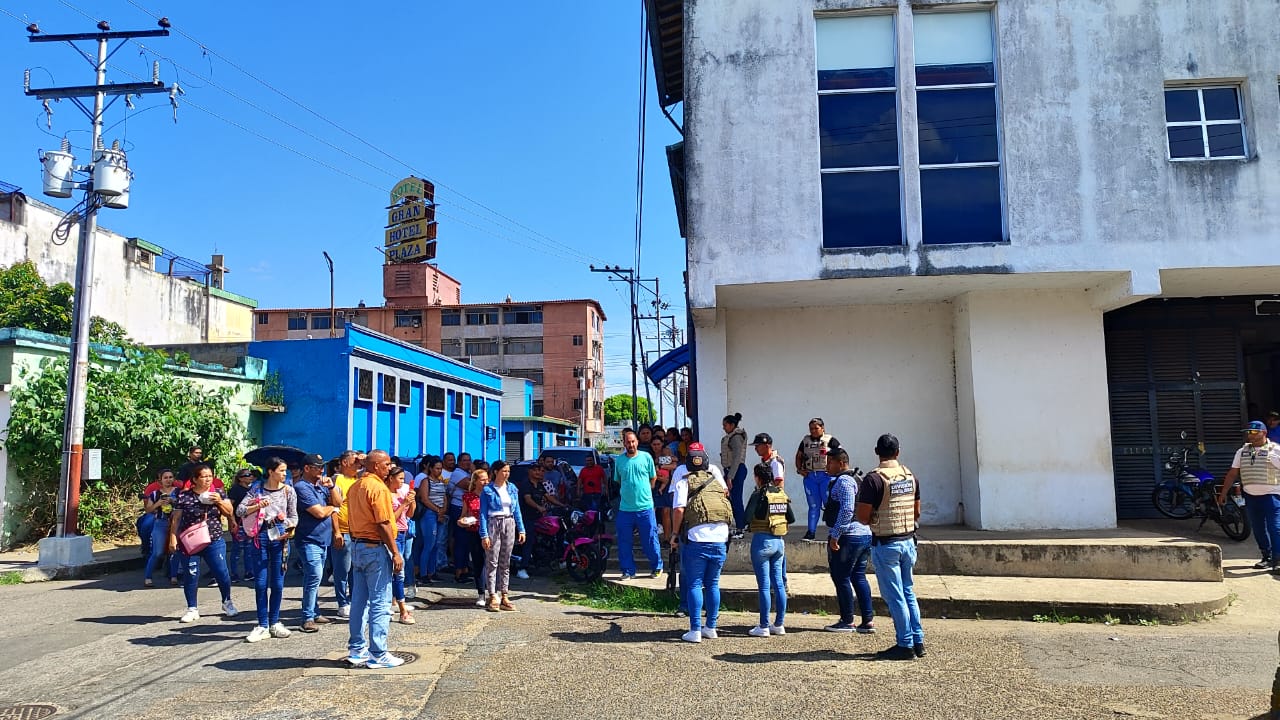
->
[646, 0, 683, 107]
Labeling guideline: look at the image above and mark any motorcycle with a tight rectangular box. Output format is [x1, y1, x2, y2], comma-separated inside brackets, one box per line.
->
[1150, 435, 1251, 542]
[527, 509, 613, 582]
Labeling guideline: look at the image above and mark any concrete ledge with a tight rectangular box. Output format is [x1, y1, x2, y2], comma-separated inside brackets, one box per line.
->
[1, 547, 145, 582]
[608, 572, 1231, 624]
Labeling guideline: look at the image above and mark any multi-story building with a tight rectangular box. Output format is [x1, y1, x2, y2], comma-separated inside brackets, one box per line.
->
[254, 262, 607, 434]
[648, 0, 1280, 530]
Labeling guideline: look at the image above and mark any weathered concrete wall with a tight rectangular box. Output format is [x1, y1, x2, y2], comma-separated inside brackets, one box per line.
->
[0, 195, 255, 345]
[683, 0, 1280, 309]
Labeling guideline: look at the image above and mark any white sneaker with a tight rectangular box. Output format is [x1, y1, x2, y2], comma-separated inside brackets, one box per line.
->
[246, 626, 271, 643]
[405, 584, 417, 600]
[365, 652, 405, 669]
[269, 622, 291, 638]
[748, 626, 771, 637]
[700, 627, 718, 640]
[769, 625, 786, 636]
[476, 594, 488, 607]
[516, 569, 530, 580]
[339, 605, 351, 619]
[221, 600, 238, 617]
[680, 630, 702, 643]
[179, 608, 200, 623]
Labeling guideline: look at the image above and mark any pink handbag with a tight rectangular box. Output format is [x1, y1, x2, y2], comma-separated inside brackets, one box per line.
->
[179, 518, 212, 555]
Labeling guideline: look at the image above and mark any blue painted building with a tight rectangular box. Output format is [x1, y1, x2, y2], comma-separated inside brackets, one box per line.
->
[500, 377, 578, 461]
[249, 324, 503, 461]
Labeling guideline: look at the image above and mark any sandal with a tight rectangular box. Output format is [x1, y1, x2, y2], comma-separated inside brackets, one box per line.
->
[399, 612, 416, 625]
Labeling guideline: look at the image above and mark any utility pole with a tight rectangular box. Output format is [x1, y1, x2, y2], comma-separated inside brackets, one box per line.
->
[591, 265, 639, 428]
[322, 251, 336, 337]
[25, 20, 173, 545]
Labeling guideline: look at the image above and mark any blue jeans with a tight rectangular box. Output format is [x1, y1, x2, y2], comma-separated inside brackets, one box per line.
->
[144, 520, 180, 582]
[299, 542, 327, 622]
[178, 535, 231, 609]
[137, 513, 156, 557]
[331, 532, 352, 608]
[728, 464, 748, 529]
[872, 538, 924, 648]
[348, 541, 393, 658]
[227, 533, 250, 579]
[1244, 493, 1280, 561]
[682, 540, 727, 632]
[750, 533, 786, 628]
[616, 509, 662, 576]
[448, 505, 464, 570]
[828, 534, 873, 624]
[392, 533, 409, 602]
[251, 538, 286, 628]
[803, 471, 830, 534]
[414, 514, 447, 578]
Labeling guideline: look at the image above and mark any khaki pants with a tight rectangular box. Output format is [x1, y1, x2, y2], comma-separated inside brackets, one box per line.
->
[485, 515, 516, 596]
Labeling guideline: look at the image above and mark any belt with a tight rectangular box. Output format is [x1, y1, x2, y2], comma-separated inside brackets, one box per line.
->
[352, 537, 382, 544]
[871, 534, 914, 546]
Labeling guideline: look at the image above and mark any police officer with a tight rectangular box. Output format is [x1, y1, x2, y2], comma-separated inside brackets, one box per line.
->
[745, 462, 794, 637]
[795, 418, 838, 541]
[1217, 421, 1280, 572]
[855, 433, 923, 660]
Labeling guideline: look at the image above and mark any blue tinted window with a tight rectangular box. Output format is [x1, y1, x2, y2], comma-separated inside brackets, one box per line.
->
[821, 171, 901, 248]
[820, 92, 899, 168]
[1207, 125, 1245, 157]
[916, 63, 994, 87]
[1201, 88, 1240, 121]
[818, 67, 895, 91]
[1166, 126, 1204, 159]
[921, 167, 1002, 245]
[917, 88, 998, 165]
[1163, 89, 1200, 123]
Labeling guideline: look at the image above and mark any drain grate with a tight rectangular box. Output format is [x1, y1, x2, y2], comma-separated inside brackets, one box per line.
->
[0, 705, 58, 720]
[388, 650, 418, 665]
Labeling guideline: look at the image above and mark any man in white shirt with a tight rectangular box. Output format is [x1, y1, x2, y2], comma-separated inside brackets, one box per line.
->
[670, 443, 733, 643]
[1218, 421, 1280, 572]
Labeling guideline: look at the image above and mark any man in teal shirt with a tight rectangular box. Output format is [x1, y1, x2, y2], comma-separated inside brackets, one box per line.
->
[614, 428, 662, 580]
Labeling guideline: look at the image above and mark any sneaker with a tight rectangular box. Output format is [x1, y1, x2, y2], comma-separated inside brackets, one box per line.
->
[245, 626, 271, 643]
[179, 608, 200, 624]
[222, 600, 239, 618]
[620, 573, 636, 581]
[339, 605, 351, 619]
[345, 651, 370, 667]
[730, 530, 745, 540]
[747, 626, 771, 637]
[769, 625, 786, 636]
[366, 653, 405, 669]
[700, 626, 718, 640]
[855, 621, 876, 634]
[516, 569, 530, 580]
[913, 642, 927, 658]
[269, 623, 291, 638]
[680, 630, 702, 643]
[143, 578, 154, 587]
[476, 594, 488, 608]
[227, 574, 240, 583]
[1253, 557, 1272, 570]
[876, 644, 916, 661]
[300, 621, 319, 633]
[205, 574, 218, 587]
[824, 622, 856, 633]
[802, 531, 815, 541]
[651, 569, 664, 581]
[405, 584, 417, 599]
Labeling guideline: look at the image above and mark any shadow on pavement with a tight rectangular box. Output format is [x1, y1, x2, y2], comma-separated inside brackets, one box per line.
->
[207, 656, 317, 672]
[551, 622, 689, 644]
[128, 624, 253, 646]
[78, 614, 171, 625]
[713, 650, 875, 663]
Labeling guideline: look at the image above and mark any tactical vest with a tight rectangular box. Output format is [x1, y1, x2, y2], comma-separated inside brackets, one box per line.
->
[682, 471, 734, 532]
[1239, 441, 1280, 487]
[868, 463, 917, 538]
[800, 433, 833, 475]
[748, 486, 791, 537]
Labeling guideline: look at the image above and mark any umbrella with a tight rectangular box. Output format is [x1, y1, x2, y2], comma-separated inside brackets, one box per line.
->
[243, 444, 310, 469]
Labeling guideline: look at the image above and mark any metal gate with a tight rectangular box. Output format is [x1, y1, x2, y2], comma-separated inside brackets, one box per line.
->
[504, 432, 524, 462]
[1105, 300, 1246, 519]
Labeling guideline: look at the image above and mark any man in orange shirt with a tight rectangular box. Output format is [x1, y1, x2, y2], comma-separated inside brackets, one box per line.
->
[344, 450, 405, 669]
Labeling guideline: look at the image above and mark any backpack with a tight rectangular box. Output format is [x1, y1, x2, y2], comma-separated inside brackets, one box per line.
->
[822, 469, 860, 528]
[681, 471, 734, 531]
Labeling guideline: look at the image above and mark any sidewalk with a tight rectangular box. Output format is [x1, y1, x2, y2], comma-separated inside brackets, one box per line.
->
[0, 541, 145, 582]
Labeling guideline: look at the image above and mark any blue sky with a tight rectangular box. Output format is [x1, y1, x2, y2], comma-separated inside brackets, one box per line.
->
[0, 1, 685, 409]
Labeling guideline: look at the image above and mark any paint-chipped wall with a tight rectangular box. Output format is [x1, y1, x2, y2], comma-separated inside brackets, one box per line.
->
[684, 0, 1280, 309]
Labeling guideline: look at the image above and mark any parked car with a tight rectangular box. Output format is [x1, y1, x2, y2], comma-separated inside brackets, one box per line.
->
[540, 446, 611, 483]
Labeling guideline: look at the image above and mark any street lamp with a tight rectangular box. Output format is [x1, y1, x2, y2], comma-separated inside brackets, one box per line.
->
[322, 251, 335, 337]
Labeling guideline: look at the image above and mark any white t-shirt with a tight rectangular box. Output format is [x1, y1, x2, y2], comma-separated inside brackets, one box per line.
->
[1232, 443, 1280, 497]
[447, 467, 470, 507]
[671, 464, 729, 543]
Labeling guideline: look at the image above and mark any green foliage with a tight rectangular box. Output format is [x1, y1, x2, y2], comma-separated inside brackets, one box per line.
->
[254, 370, 284, 406]
[3, 345, 246, 542]
[0, 261, 127, 343]
[559, 580, 679, 614]
[0, 571, 22, 586]
[603, 394, 655, 426]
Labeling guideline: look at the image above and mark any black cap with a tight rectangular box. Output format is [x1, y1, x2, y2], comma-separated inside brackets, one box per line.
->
[302, 453, 325, 467]
[752, 432, 773, 446]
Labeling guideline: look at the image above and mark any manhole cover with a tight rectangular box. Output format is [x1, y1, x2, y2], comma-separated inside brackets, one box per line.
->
[0, 705, 58, 720]
[389, 651, 418, 665]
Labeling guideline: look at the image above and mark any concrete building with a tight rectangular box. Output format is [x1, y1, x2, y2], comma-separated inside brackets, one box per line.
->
[0, 183, 258, 344]
[247, 324, 503, 462]
[500, 377, 580, 460]
[648, 0, 1280, 529]
[254, 262, 607, 436]
[0, 328, 268, 549]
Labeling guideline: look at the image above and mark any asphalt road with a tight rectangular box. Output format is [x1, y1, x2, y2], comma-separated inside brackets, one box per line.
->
[0, 570, 1272, 720]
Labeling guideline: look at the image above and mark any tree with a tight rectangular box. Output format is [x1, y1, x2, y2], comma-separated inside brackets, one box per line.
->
[0, 261, 127, 343]
[603, 394, 655, 426]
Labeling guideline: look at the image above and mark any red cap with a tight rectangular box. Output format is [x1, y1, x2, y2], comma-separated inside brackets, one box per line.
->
[689, 442, 705, 452]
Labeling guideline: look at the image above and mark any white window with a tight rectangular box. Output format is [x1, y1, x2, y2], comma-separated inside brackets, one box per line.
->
[1164, 85, 1247, 160]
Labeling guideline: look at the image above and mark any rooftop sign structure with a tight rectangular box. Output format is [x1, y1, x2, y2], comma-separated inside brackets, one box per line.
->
[384, 176, 437, 264]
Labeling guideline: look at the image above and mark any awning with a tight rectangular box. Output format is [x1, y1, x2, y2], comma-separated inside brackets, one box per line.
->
[645, 342, 689, 384]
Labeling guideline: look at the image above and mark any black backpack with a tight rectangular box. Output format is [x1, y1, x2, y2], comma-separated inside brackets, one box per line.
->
[822, 468, 860, 528]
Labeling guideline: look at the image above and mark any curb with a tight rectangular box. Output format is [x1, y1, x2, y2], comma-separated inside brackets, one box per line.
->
[17, 554, 145, 583]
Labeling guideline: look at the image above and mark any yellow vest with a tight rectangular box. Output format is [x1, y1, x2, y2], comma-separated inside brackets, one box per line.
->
[868, 462, 917, 538]
[1239, 441, 1280, 488]
[747, 486, 791, 537]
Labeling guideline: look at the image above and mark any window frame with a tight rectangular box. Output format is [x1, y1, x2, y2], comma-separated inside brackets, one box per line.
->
[452, 391, 464, 416]
[1163, 84, 1248, 161]
[356, 368, 374, 402]
[441, 310, 462, 326]
[287, 313, 307, 331]
[394, 310, 423, 328]
[466, 308, 500, 325]
[425, 385, 446, 411]
[256, 312, 269, 325]
[469, 394, 481, 418]
[464, 339, 499, 356]
[311, 314, 331, 330]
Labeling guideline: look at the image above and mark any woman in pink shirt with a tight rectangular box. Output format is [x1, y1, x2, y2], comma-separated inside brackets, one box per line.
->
[387, 465, 417, 625]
